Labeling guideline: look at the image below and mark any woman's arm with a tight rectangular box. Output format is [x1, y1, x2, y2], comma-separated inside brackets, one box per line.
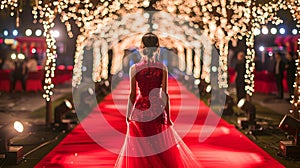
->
[126, 66, 136, 122]
[162, 65, 172, 125]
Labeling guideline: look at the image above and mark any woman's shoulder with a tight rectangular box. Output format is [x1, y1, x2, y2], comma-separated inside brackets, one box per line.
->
[129, 64, 136, 71]
[159, 62, 167, 70]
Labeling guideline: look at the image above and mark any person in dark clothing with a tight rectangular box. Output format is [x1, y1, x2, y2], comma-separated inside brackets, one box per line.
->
[234, 51, 246, 102]
[10, 58, 28, 92]
[274, 53, 285, 99]
[285, 52, 296, 99]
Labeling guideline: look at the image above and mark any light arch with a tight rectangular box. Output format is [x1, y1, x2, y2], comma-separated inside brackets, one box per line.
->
[73, 10, 216, 87]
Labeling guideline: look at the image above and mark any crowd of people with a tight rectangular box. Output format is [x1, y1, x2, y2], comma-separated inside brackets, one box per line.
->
[0, 54, 39, 92]
[233, 51, 296, 101]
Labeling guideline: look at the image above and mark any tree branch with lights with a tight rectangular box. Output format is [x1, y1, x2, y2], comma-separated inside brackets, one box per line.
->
[1, 0, 299, 119]
[242, 0, 284, 99]
[285, 0, 300, 119]
[155, 0, 283, 95]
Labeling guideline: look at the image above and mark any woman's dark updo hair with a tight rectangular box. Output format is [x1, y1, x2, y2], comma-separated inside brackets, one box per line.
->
[141, 32, 159, 59]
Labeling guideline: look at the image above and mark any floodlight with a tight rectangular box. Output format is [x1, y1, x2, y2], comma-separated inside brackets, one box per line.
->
[17, 53, 25, 60]
[237, 98, 256, 129]
[223, 91, 234, 115]
[278, 115, 300, 159]
[53, 99, 77, 131]
[0, 121, 24, 149]
[270, 27, 277, 35]
[35, 29, 42, 36]
[237, 98, 256, 123]
[31, 48, 36, 54]
[11, 53, 16, 60]
[292, 29, 298, 35]
[0, 121, 25, 164]
[25, 29, 32, 36]
[12, 30, 18, 36]
[279, 28, 285, 35]
[3, 30, 8, 36]
[259, 46, 265, 52]
[279, 115, 300, 145]
[54, 99, 73, 124]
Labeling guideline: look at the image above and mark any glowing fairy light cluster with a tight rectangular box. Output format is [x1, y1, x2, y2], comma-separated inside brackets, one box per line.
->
[290, 46, 300, 119]
[80, 10, 211, 86]
[155, 0, 234, 88]
[38, 1, 60, 102]
[32, 0, 150, 98]
[155, 0, 283, 92]
[243, 0, 284, 97]
[0, 0, 28, 27]
[0, 0, 19, 16]
[287, 0, 300, 27]
[286, 0, 300, 119]
[289, 48, 300, 119]
[1, 0, 297, 102]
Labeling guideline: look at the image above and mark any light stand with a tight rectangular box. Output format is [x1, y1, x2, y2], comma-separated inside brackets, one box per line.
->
[278, 115, 300, 159]
[237, 98, 257, 130]
[223, 91, 234, 116]
[52, 99, 76, 131]
[0, 121, 25, 164]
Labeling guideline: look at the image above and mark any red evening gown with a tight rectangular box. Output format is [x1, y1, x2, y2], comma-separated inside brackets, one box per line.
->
[115, 60, 200, 168]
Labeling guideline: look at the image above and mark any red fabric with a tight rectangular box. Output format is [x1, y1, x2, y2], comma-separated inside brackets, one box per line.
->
[274, 35, 300, 53]
[0, 69, 72, 92]
[229, 68, 288, 94]
[274, 36, 284, 47]
[0, 70, 11, 91]
[115, 61, 199, 167]
[53, 69, 72, 84]
[36, 78, 284, 168]
[26, 71, 43, 91]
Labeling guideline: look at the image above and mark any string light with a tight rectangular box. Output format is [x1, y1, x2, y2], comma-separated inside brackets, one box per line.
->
[155, 0, 284, 91]
[0, 0, 296, 101]
[286, 0, 300, 119]
[84, 11, 212, 85]
[0, 0, 19, 16]
[41, 1, 59, 102]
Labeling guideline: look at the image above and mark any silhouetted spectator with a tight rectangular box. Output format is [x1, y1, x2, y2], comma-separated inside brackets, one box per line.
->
[285, 52, 296, 99]
[255, 55, 263, 71]
[10, 59, 28, 92]
[234, 51, 246, 102]
[274, 53, 285, 99]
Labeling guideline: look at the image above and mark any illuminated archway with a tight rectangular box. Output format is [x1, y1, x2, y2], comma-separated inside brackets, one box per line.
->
[73, 10, 215, 87]
[72, 10, 224, 146]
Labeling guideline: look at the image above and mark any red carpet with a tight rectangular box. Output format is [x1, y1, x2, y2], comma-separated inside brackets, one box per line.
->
[35, 79, 284, 168]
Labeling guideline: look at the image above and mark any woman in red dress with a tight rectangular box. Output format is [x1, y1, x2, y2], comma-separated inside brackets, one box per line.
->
[115, 32, 200, 168]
